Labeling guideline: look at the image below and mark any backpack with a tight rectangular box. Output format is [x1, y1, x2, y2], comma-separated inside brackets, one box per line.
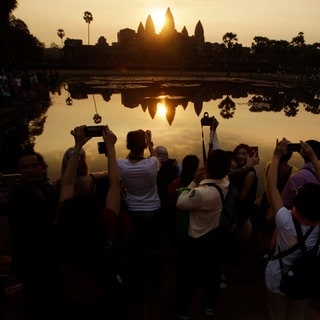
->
[207, 182, 238, 230]
[276, 216, 320, 299]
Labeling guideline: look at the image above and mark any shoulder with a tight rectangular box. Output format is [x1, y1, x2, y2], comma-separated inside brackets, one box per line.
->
[90, 171, 108, 180]
[118, 158, 127, 164]
[148, 156, 159, 163]
[248, 167, 257, 176]
[144, 156, 160, 168]
[287, 165, 317, 183]
[200, 179, 229, 196]
[275, 207, 292, 228]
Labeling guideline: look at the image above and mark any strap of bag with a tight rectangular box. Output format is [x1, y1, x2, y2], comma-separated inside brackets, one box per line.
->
[271, 215, 314, 261]
[293, 215, 320, 253]
[277, 215, 317, 274]
[206, 182, 224, 204]
[292, 215, 308, 253]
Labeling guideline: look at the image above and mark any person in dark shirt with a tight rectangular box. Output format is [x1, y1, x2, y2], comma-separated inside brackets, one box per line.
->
[57, 125, 121, 320]
[2, 148, 63, 320]
[155, 145, 180, 246]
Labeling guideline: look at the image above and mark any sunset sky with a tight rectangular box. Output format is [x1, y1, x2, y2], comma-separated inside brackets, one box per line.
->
[14, 0, 320, 48]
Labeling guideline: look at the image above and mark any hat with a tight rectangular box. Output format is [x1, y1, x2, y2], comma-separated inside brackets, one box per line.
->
[155, 146, 169, 162]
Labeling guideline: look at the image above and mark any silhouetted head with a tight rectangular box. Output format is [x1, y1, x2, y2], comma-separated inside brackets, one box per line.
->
[305, 140, 320, 161]
[233, 143, 250, 167]
[206, 149, 231, 179]
[293, 183, 320, 222]
[16, 148, 48, 183]
[126, 129, 146, 154]
[180, 155, 200, 186]
[155, 146, 169, 162]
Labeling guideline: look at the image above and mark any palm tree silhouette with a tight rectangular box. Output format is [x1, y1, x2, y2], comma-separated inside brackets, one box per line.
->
[57, 29, 65, 47]
[83, 11, 93, 45]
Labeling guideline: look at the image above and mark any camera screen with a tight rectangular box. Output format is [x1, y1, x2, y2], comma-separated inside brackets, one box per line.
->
[286, 143, 301, 152]
[85, 125, 104, 137]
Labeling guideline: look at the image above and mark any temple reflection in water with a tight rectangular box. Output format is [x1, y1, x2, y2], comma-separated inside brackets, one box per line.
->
[66, 77, 320, 125]
[1, 76, 320, 192]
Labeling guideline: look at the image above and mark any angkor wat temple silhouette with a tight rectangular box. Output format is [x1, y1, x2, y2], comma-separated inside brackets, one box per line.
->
[117, 7, 205, 47]
[62, 8, 210, 69]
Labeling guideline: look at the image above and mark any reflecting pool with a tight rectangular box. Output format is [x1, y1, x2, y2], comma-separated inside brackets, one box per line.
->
[29, 76, 320, 196]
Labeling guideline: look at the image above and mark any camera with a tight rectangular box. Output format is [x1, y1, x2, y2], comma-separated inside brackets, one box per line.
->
[84, 125, 104, 137]
[287, 143, 301, 152]
[201, 112, 214, 126]
[97, 142, 108, 156]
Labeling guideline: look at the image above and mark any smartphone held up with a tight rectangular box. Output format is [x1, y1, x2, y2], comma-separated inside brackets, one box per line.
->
[286, 143, 301, 152]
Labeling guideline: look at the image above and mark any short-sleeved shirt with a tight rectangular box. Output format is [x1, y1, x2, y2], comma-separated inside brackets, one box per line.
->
[176, 177, 229, 238]
[118, 157, 161, 211]
[282, 162, 320, 208]
[265, 207, 320, 294]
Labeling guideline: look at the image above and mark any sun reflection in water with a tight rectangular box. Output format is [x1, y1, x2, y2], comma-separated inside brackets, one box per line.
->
[157, 102, 167, 118]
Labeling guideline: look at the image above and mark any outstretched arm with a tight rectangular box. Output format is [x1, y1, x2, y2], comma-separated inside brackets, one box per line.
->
[267, 138, 287, 215]
[145, 130, 161, 167]
[59, 125, 91, 203]
[208, 116, 220, 155]
[229, 152, 259, 181]
[102, 125, 120, 215]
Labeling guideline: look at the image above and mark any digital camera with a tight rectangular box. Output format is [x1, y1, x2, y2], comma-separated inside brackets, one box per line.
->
[84, 125, 104, 137]
[201, 112, 214, 126]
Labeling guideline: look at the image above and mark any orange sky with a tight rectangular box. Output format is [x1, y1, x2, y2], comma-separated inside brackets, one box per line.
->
[14, 0, 320, 48]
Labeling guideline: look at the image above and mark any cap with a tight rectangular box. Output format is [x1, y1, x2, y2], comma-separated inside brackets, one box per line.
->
[155, 145, 169, 162]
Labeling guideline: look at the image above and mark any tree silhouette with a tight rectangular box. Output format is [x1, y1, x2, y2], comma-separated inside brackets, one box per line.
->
[291, 32, 305, 47]
[83, 11, 93, 45]
[57, 28, 65, 47]
[218, 95, 236, 119]
[0, 0, 17, 27]
[223, 32, 238, 49]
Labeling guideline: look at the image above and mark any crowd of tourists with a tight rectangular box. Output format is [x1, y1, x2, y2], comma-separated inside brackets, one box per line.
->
[0, 69, 59, 108]
[0, 119, 320, 320]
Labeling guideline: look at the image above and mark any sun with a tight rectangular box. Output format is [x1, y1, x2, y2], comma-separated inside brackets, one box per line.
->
[150, 8, 166, 33]
[157, 102, 167, 118]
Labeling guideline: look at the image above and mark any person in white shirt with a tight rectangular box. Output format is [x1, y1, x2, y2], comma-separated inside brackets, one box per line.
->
[265, 137, 320, 320]
[117, 129, 162, 313]
[173, 149, 231, 319]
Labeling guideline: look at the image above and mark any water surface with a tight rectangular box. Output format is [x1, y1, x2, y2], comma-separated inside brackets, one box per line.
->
[33, 76, 319, 196]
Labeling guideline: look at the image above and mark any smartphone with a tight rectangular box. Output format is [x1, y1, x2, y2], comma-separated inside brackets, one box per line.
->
[84, 125, 104, 137]
[286, 143, 301, 152]
[248, 146, 259, 157]
[0, 173, 22, 189]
